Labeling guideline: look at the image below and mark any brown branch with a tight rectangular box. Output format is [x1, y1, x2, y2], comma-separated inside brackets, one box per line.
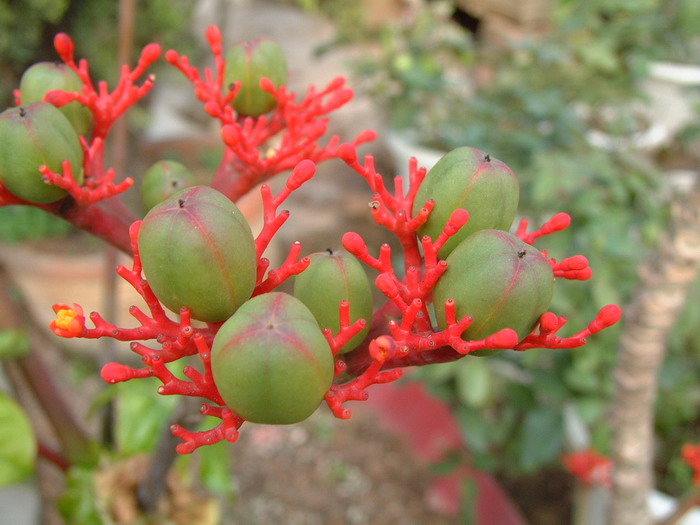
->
[610, 187, 700, 525]
[657, 484, 700, 525]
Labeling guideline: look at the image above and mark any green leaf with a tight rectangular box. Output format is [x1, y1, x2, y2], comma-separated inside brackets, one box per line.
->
[116, 380, 177, 456]
[57, 467, 109, 525]
[0, 329, 31, 360]
[0, 390, 36, 486]
[517, 407, 564, 472]
[196, 421, 235, 496]
[455, 406, 491, 454]
[456, 359, 491, 408]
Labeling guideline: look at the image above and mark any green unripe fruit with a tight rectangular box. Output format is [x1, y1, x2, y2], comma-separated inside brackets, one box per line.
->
[211, 292, 334, 424]
[0, 102, 84, 204]
[19, 62, 92, 136]
[294, 249, 373, 353]
[138, 186, 257, 322]
[225, 38, 288, 117]
[434, 230, 554, 347]
[414, 147, 519, 257]
[140, 160, 198, 212]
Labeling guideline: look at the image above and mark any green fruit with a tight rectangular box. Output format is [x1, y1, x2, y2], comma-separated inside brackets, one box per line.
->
[211, 292, 334, 424]
[19, 62, 92, 136]
[433, 229, 554, 347]
[140, 160, 198, 212]
[224, 38, 288, 117]
[414, 147, 519, 257]
[0, 102, 84, 204]
[138, 186, 257, 322]
[294, 249, 373, 353]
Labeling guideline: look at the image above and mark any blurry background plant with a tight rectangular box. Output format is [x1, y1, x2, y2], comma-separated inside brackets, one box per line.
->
[315, 0, 700, 503]
[0, 0, 198, 108]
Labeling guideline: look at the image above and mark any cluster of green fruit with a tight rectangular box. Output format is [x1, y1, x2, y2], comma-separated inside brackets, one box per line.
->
[136, 146, 555, 426]
[1, 41, 556, 429]
[0, 63, 89, 203]
[0, 36, 288, 206]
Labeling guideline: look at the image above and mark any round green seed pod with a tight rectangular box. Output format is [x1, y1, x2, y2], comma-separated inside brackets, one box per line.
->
[140, 160, 198, 212]
[19, 62, 92, 137]
[414, 147, 519, 257]
[0, 102, 84, 204]
[138, 186, 257, 322]
[211, 292, 334, 424]
[224, 38, 288, 117]
[294, 249, 373, 353]
[434, 229, 554, 349]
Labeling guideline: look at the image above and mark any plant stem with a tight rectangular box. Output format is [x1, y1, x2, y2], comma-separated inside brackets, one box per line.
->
[610, 188, 700, 525]
[0, 267, 96, 466]
[657, 485, 700, 525]
[137, 397, 202, 511]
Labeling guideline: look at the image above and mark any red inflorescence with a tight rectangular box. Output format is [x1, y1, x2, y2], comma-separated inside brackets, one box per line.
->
[35, 26, 622, 453]
[562, 449, 613, 488]
[683, 443, 700, 484]
[165, 25, 375, 202]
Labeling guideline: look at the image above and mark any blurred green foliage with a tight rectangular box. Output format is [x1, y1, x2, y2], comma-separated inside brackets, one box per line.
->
[0, 0, 198, 107]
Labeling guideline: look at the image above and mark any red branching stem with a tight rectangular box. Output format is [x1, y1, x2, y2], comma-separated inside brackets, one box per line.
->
[255, 160, 316, 261]
[167, 25, 373, 202]
[172, 405, 244, 454]
[322, 301, 368, 356]
[338, 145, 436, 270]
[0, 182, 28, 206]
[326, 335, 405, 418]
[254, 242, 310, 295]
[515, 304, 622, 351]
[550, 255, 593, 280]
[49, 33, 161, 140]
[39, 160, 134, 205]
[516, 213, 572, 245]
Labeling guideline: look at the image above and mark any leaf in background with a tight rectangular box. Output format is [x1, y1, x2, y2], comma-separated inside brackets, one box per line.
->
[456, 358, 491, 408]
[196, 420, 235, 496]
[517, 407, 564, 472]
[115, 380, 177, 456]
[0, 390, 36, 486]
[57, 467, 109, 525]
[0, 329, 30, 360]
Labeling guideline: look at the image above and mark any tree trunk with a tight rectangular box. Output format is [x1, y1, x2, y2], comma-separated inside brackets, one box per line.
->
[610, 188, 700, 525]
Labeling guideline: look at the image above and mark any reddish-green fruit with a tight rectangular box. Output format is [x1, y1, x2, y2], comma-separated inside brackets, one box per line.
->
[211, 292, 334, 424]
[224, 38, 288, 117]
[140, 160, 198, 212]
[0, 102, 84, 203]
[138, 186, 256, 322]
[434, 230, 554, 346]
[19, 62, 92, 136]
[414, 147, 519, 257]
[294, 249, 373, 353]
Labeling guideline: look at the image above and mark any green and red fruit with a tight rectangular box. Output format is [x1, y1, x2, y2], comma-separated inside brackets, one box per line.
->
[433, 229, 554, 349]
[140, 160, 198, 212]
[414, 147, 519, 257]
[138, 186, 256, 322]
[19, 61, 92, 136]
[211, 292, 334, 424]
[294, 249, 373, 353]
[225, 38, 288, 117]
[0, 102, 84, 203]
